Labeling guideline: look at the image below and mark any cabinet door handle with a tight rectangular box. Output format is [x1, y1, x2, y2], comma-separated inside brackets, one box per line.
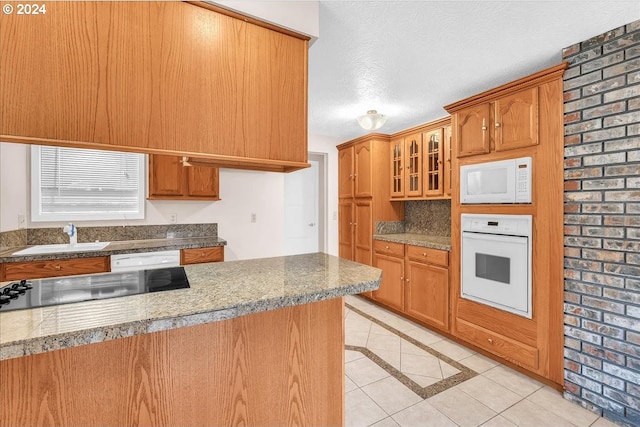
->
[405, 278, 410, 282]
[481, 118, 487, 131]
[400, 276, 404, 281]
[495, 122, 501, 128]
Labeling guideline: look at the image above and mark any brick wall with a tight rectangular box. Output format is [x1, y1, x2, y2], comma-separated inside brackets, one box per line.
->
[563, 19, 640, 427]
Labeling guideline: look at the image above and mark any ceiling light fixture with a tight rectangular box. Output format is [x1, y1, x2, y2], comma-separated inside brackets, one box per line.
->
[357, 110, 387, 131]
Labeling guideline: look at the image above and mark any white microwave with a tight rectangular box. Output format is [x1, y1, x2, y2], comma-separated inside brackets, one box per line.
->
[460, 157, 532, 204]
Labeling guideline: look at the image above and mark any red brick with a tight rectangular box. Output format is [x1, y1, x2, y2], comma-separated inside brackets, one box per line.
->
[565, 225, 581, 235]
[565, 112, 582, 123]
[565, 203, 580, 213]
[565, 247, 581, 257]
[564, 134, 581, 146]
[565, 158, 582, 168]
[565, 181, 581, 191]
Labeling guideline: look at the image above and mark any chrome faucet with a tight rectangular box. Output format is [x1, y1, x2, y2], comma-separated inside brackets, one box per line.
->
[63, 223, 77, 246]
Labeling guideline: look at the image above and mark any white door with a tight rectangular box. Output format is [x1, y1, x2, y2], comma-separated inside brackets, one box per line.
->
[284, 159, 319, 255]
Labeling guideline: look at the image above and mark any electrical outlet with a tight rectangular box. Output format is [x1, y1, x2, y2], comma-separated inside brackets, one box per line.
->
[332, 211, 338, 221]
[17, 214, 26, 229]
[170, 213, 178, 224]
[251, 213, 256, 223]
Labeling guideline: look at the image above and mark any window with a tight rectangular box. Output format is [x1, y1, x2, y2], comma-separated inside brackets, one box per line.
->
[31, 145, 145, 222]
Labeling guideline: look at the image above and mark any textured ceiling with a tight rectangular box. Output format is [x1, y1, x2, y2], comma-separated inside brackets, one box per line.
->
[308, 1, 640, 141]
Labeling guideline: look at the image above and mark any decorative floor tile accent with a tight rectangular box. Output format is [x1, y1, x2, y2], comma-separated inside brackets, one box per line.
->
[345, 303, 477, 399]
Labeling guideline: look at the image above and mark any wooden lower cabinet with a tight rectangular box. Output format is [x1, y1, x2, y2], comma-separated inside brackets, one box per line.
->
[372, 253, 404, 312]
[0, 297, 344, 426]
[373, 241, 449, 332]
[180, 246, 224, 265]
[0, 257, 110, 281]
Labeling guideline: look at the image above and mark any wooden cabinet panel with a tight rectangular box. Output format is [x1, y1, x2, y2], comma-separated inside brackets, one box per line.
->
[338, 146, 354, 199]
[148, 155, 219, 200]
[423, 128, 444, 196]
[181, 247, 224, 265]
[405, 260, 449, 330]
[390, 138, 404, 198]
[354, 201, 373, 265]
[354, 141, 373, 198]
[1, 257, 110, 281]
[0, 298, 344, 426]
[338, 201, 354, 260]
[406, 245, 449, 267]
[404, 133, 423, 197]
[0, 1, 309, 172]
[186, 167, 219, 199]
[443, 125, 452, 197]
[455, 104, 491, 157]
[494, 87, 539, 152]
[373, 240, 405, 257]
[149, 155, 184, 196]
[373, 253, 404, 312]
[456, 318, 539, 371]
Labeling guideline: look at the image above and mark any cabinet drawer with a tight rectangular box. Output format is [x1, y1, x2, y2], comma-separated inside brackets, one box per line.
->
[406, 245, 448, 267]
[456, 319, 539, 371]
[1, 257, 110, 281]
[373, 240, 404, 257]
[181, 247, 224, 265]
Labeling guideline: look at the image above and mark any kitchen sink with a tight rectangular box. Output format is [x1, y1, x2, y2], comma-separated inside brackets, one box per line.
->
[12, 242, 110, 256]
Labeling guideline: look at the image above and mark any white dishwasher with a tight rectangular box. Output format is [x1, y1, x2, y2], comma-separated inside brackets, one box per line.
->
[110, 250, 181, 272]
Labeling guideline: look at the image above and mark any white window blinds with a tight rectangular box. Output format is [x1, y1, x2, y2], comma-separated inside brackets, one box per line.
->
[31, 145, 145, 221]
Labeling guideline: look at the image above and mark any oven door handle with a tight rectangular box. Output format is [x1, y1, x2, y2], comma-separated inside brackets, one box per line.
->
[462, 231, 528, 245]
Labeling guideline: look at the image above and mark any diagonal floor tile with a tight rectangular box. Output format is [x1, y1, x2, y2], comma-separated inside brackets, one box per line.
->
[362, 376, 423, 415]
[527, 387, 600, 427]
[428, 387, 497, 427]
[482, 365, 544, 397]
[392, 400, 458, 427]
[346, 356, 390, 387]
[430, 339, 476, 361]
[401, 352, 443, 378]
[457, 375, 522, 413]
[346, 388, 388, 427]
[501, 399, 576, 427]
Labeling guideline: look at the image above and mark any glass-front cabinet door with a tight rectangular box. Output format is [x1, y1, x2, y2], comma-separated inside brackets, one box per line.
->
[390, 137, 404, 198]
[424, 128, 444, 196]
[404, 132, 422, 197]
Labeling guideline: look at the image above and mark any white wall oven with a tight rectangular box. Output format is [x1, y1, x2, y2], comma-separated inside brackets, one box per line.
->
[461, 214, 532, 318]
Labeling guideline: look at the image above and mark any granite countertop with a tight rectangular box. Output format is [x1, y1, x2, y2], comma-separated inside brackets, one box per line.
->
[373, 233, 452, 251]
[0, 236, 227, 263]
[0, 253, 381, 361]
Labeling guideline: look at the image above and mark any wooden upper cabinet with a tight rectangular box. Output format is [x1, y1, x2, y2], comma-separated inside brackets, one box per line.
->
[455, 103, 491, 157]
[338, 146, 355, 199]
[354, 141, 373, 198]
[494, 87, 539, 152]
[149, 154, 219, 200]
[390, 137, 404, 198]
[0, 2, 310, 172]
[423, 128, 444, 196]
[404, 133, 423, 197]
[443, 125, 452, 197]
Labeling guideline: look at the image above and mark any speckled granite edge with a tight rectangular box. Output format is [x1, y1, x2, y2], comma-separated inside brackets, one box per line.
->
[0, 236, 227, 263]
[373, 234, 452, 251]
[375, 221, 405, 234]
[0, 254, 382, 361]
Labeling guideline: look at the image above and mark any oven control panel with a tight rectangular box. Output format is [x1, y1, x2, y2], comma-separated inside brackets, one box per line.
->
[461, 214, 532, 237]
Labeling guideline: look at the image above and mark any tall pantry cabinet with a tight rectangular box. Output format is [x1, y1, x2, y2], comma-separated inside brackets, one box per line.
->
[338, 135, 404, 269]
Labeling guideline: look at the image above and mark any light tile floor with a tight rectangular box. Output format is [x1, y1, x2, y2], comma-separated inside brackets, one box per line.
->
[344, 295, 618, 427]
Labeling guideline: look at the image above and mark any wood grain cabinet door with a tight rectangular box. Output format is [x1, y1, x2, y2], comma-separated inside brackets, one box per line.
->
[423, 128, 444, 197]
[443, 125, 453, 197]
[338, 200, 354, 260]
[354, 200, 373, 265]
[373, 253, 404, 312]
[494, 87, 539, 152]
[149, 155, 184, 197]
[390, 137, 405, 198]
[186, 167, 219, 199]
[354, 140, 373, 198]
[404, 133, 423, 197]
[405, 260, 449, 331]
[455, 104, 491, 157]
[338, 146, 354, 199]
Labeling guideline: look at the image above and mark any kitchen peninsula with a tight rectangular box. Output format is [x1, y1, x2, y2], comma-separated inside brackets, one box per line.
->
[0, 253, 381, 426]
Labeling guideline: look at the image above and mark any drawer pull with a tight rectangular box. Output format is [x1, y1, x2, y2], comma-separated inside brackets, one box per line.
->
[423, 252, 427, 257]
[488, 338, 494, 344]
[385, 245, 390, 249]
[54, 265, 61, 270]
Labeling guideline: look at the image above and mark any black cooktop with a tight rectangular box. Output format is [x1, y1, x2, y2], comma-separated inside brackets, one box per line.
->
[0, 267, 190, 313]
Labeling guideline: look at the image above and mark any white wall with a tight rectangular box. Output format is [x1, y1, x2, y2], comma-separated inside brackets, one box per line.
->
[0, 135, 341, 259]
[0, 142, 29, 231]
